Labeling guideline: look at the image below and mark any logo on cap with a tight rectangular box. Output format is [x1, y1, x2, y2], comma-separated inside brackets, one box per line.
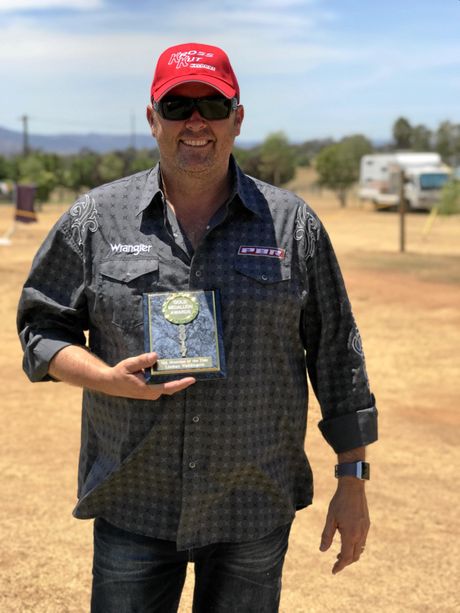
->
[168, 50, 215, 70]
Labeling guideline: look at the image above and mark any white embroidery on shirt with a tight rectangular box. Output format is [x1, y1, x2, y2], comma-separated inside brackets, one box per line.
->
[70, 195, 98, 246]
[294, 205, 320, 260]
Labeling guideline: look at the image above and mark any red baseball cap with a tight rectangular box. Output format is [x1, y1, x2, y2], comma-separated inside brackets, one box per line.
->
[150, 42, 240, 102]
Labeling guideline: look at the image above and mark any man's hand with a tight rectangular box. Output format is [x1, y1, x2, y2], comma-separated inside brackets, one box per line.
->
[49, 346, 195, 400]
[319, 479, 370, 575]
[107, 352, 195, 400]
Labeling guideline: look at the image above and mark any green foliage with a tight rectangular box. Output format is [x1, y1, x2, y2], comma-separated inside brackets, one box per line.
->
[411, 124, 432, 151]
[232, 146, 260, 177]
[393, 117, 412, 149]
[17, 154, 58, 202]
[258, 132, 296, 185]
[127, 149, 159, 175]
[0, 155, 8, 180]
[61, 150, 100, 193]
[435, 121, 460, 164]
[438, 180, 460, 215]
[315, 135, 372, 207]
[291, 139, 334, 168]
[315, 144, 355, 207]
[340, 134, 373, 163]
[233, 132, 296, 186]
[97, 153, 125, 184]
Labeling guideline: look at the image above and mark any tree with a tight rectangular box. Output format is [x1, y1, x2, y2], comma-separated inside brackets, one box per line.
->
[435, 120, 460, 165]
[339, 134, 373, 163]
[315, 144, 356, 207]
[97, 153, 125, 184]
[438, 179, 460, 215]
[128, 149, 160, 174]
[17, 154, 58, 202]
[232, 146, 261, 177]
[393, 117, 412, 149]
[315, 135, 372, 207]
[61, 150, 100, 194]
[257, 132, 297, 186]
[0, 155, 8, 180]
[411, 124, 432, 151]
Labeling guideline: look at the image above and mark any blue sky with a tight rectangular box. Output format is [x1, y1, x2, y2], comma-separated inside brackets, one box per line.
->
[1, 0, 459, 144]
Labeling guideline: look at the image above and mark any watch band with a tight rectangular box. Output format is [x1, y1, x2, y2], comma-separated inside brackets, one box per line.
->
[335, 461, 370, 480]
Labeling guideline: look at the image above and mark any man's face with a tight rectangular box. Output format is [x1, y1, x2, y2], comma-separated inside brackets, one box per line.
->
[146, 82, 244, 176]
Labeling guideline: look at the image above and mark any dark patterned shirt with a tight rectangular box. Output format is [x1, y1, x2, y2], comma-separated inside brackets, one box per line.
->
[17, 159, 377, 550]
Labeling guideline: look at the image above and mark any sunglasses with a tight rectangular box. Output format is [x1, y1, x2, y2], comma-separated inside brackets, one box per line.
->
[153, 95, 238, 121]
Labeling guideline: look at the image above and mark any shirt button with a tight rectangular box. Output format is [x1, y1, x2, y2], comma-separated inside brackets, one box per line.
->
[195, 270, 202, 277]
[189, 461, 196, 469]
[192, 415, 200, 423]
[261, 274, 268, 281]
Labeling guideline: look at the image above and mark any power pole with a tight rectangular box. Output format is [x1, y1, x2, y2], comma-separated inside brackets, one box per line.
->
[399, 168, 406, 253]
[20, 114, 30, 155]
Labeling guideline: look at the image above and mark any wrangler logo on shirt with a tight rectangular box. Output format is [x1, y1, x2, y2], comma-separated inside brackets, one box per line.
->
[110, 243, 152, 255]
[238, 246, 285, 259]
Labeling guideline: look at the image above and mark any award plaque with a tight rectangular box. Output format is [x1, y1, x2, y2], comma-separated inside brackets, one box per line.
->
[143, 290, 226, 382]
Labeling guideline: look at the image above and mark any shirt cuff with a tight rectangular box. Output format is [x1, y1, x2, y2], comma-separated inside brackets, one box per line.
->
[23, 334, 73, 382]
[317, 401, 378, 453]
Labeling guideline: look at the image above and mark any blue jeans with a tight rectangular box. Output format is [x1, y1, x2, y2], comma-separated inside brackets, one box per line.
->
[91, 518, 292, 612]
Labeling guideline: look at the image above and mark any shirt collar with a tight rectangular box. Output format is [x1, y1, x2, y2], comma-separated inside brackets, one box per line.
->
[134, 157, 265, 219]
[233, 157, 266, 218]
[134, 164, 164, 217]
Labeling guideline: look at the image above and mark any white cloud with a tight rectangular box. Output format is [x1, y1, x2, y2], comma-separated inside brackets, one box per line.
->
[0, 0, 103, 11]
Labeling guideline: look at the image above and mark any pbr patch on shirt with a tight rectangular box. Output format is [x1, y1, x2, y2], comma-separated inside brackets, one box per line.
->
[238, 246, 285, 259]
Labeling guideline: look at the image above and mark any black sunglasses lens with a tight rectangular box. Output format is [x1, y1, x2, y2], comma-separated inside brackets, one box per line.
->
[160, 97, 194, 120]
[159, 96, 233, 120]
[196, 97, 232, 120]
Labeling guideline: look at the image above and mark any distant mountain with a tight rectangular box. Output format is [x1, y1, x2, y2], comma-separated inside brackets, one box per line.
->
[0, 126, 156, 155]
[0, 126, 261, 156]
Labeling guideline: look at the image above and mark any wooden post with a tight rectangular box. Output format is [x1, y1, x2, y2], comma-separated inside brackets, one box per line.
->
[399, 169, 406, 253]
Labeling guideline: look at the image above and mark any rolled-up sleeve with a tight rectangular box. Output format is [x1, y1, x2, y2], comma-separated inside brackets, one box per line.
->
[17, 214, 88, 382]
[300, 212, 378, 453]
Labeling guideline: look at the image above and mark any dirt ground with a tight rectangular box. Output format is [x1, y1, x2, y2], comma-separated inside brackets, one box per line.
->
[1, 171, 459, 612]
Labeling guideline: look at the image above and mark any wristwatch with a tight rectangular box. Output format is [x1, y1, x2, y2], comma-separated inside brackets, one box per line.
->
[335, 461, 370, 480]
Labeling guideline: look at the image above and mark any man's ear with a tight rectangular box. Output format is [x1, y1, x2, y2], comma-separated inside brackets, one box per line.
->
[234, 105, 244, 137]
[146, 105, 156, 135]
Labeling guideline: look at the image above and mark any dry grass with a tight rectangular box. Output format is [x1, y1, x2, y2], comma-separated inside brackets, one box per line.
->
[1, 168, 459, 612]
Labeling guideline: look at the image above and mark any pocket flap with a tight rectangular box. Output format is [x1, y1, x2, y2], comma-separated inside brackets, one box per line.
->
[100, 258, 158, 283]
[233, 257, 290, 284]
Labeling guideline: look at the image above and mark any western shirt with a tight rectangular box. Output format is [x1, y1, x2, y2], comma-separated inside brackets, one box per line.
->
[17, 160, 378, 550]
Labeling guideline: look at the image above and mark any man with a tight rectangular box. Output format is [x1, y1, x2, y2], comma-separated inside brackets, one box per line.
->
[18, 42, 378, 612]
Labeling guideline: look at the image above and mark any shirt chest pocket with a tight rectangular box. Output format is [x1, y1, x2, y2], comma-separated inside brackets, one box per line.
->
[228, 257, 301, 332]
[98, 258, 159, 329]
[233, 256, 291, 286]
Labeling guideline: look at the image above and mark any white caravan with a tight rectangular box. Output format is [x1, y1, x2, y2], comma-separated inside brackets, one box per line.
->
[358, 152, 450, 210]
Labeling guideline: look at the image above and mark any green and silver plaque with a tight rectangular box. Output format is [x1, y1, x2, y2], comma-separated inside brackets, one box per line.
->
[162, 293, 199, 358]
[143, 290, 226, 382]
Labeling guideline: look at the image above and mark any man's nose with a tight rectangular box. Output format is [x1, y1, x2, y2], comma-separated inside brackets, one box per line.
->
[185, 108, 207, 129]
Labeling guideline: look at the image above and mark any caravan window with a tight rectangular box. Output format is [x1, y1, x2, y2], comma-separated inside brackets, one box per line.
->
[419, 173, 449, 190]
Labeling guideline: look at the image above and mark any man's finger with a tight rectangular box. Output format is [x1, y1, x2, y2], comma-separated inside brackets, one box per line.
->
[332, 537, 354, 574]
[122, 352, 158, 373]
[352, 539, 367, 563]
[319, 512, 336, 552]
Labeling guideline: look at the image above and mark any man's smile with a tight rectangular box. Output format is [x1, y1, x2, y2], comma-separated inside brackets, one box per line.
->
[180, 139, 213, 147]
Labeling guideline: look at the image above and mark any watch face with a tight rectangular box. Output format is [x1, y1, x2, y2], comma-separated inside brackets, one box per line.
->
[335, 461, 370, 479]
[361, 463, 370, 480]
